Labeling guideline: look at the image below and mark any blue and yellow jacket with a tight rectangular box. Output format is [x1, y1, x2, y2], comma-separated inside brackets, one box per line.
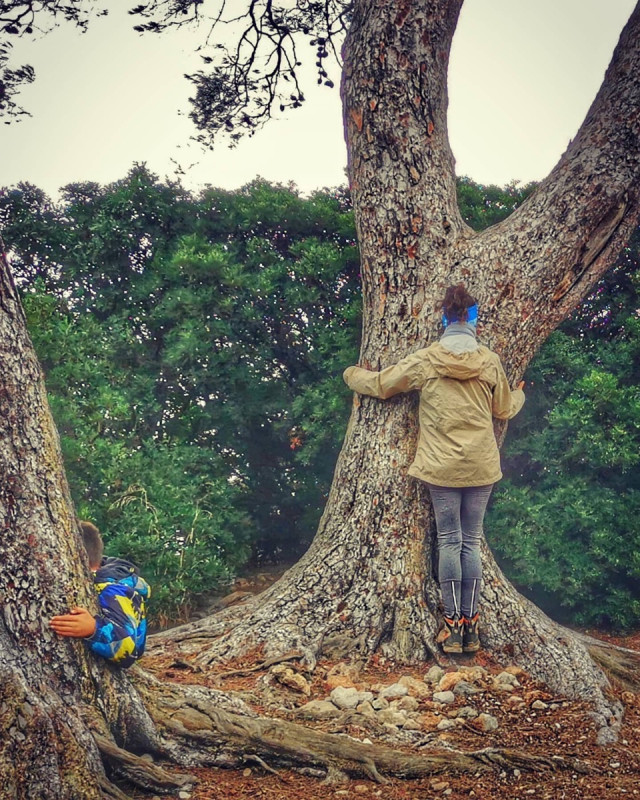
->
[86, 557, 150, 668]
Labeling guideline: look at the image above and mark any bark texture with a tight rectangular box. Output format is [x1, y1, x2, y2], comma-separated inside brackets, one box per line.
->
[152, 0, 640, 746]
[0, 236, 593, 796]
[2, 1, 640, 795]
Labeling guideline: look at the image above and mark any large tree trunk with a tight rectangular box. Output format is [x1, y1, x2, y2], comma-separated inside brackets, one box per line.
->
[153, 0, 640, 745]
[2, 1, 640, 795]
[0, 252, 584, 795]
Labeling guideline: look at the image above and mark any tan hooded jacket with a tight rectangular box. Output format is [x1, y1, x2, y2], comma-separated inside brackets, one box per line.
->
[343, 342, 524, 488]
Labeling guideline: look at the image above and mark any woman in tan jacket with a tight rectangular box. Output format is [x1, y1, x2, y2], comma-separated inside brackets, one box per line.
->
[343, 284, 525, 654]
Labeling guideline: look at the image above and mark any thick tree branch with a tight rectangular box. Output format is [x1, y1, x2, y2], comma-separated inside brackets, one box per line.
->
[463, 2, 640, 372]
[342, 0, 466, 362]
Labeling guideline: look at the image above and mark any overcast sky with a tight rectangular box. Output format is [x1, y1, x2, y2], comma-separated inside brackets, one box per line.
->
[1, 0, 636, 197]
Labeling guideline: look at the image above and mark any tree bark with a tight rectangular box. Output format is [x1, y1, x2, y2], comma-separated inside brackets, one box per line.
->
[2, 1, 640, 795]
[151, 0, 640, 746]
[0, 242, 591, 795]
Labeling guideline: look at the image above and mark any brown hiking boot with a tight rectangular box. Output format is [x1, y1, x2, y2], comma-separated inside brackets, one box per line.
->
[463, 613, 480, 652]
[438, 616, 463, 654]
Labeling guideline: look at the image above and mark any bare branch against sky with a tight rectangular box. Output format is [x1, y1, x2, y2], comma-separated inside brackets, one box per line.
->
[0, 0, 636, 195]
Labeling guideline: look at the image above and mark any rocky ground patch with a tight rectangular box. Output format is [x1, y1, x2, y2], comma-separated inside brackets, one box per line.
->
[137, 633, 640, 800]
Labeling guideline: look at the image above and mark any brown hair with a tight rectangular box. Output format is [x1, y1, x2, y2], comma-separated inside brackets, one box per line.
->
[80, 520, 103, 568]
[441, 283, 477, 323]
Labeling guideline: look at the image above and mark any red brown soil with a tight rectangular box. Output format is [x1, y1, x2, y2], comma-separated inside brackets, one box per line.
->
[132, 573, 640, 800]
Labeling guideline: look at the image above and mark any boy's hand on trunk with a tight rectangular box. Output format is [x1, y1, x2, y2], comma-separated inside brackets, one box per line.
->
[50, 607, 97, 638]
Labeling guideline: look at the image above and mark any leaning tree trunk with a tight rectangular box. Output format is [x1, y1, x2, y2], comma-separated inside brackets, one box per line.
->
[154, 0, 640, 744]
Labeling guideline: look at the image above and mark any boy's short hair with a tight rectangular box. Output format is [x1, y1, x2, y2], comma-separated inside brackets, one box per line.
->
[80, 520, 104, 568]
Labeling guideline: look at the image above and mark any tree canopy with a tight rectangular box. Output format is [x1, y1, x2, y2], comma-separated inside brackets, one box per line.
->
[0, 0, 347, 137]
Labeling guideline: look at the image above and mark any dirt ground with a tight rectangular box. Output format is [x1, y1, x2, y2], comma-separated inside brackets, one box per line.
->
[132, 573, 640, 800]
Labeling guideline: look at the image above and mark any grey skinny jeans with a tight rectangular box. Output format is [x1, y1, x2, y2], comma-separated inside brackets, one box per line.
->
[427, 483, 494, 620]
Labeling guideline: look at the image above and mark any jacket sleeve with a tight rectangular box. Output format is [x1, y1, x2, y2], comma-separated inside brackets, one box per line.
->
[85, 584, 140, 665]
[343, 350, 427, 399]
[491, 357, 525, 420]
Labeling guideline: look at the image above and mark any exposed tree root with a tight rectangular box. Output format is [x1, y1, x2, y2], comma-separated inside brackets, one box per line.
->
[147, 573, 624, 746]
[97, 775, 133, 800]
[126, 669, 592, 785]
[584, 642, 640, 694]
[214, 650, 305, 682]
[93, 733, 196, 794]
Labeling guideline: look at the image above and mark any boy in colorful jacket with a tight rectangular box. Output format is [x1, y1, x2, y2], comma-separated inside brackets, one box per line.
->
[50, 521, 150, 668]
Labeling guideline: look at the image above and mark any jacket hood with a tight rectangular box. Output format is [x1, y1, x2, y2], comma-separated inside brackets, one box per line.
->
[427, 342, 491, 380]
[95, 557, 150, 597]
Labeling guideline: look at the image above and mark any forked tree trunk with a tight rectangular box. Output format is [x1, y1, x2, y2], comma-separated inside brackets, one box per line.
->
[155, 0, 640, 745]
[0, 252, 586, 794]
[2, 1, 640, 796]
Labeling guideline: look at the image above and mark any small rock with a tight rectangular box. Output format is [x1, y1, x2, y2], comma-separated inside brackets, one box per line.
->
[513, 768, 521, 778]
[453, 681, 479, 696]
[610, 761, 621, 768]
[531, 700, 548, 710]
[326, 663, 360, 690]
[330, 687, 362, 710]
[356, 701, 376, 716]
[398, 675, 432, 699]
[495, 671, 520, 687]
[456, 705, 479, 719]
[326, 675, 357, 690]
[378, 708, 409, 727]
[425, 665, 446, 684]
[473, 713, 499, 732]
[390, 696, 419, 712]
[402, 718, 422, 730]
[438, 671, 466, 692]
[335, 791, 349, 797]
[296, 700, 341, 720]
[432, 781, 449, 791]
[242, 768, 252, 777]
[327, 662, 360, 681]
[433, 691, 456, 705]
[372, 697, 389, 710]
[271, 665, 311, 695]
[437, 719, 457, 731]
[507, 695, 525, 706]
[354, 785, 368, 794]
[178, 793, 191, 800]
[380, 682, 409, 699]
[494, 682, 516, 693]
[550, 703, 560, 710]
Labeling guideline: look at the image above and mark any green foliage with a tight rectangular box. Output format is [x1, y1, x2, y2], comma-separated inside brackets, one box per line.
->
[3, 168, 639, 629]
[456, 176, 536, 231]
[487, 231, 640, 628]
[3, 166, 359, 617]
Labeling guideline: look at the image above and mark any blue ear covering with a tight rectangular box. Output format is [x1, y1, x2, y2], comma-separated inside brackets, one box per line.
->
[443, 304, 478, 327]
